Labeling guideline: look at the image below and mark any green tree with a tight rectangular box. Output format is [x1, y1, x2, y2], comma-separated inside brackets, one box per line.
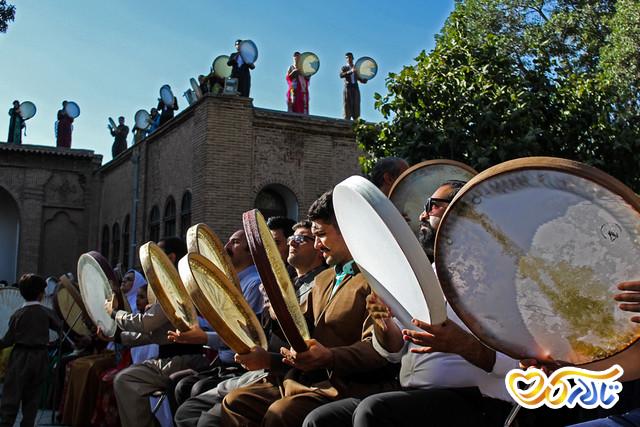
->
[357, 0, 640, 191]
[0, 0, 16, 33]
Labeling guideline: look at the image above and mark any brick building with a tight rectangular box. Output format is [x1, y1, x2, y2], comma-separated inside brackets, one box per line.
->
[0, 95, 360, 282]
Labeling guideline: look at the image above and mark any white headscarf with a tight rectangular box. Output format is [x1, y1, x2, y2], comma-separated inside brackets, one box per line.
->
[125, 269, 147, 314]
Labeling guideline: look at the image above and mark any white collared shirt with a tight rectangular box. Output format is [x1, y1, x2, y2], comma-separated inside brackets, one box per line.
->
[372, 304, 516, 402]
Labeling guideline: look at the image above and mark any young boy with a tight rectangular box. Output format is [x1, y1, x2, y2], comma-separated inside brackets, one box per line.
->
[0, 274, 62, 427]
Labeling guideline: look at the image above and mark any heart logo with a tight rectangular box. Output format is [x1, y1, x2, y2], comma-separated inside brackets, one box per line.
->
[505, 369, 548, 408]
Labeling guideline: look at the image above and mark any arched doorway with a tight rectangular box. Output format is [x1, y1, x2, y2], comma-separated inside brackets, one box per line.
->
[0, 187, 20, 283]
[254, 184, 299, 220]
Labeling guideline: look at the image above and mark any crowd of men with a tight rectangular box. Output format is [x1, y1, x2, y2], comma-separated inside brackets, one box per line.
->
[2, 157, 640, 427]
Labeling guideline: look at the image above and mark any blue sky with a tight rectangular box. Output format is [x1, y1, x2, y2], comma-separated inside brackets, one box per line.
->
[1, 0, 455, 160]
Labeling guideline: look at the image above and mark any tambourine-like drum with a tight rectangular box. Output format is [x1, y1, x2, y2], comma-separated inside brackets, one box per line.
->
[299, 52, 320, 77]
[134, 109, 151, 130]
[140, 242, 197, 331]
[179, 253, 267, 353]
[187, 223, 241, 289]
[20, 101, 36, 120]
[0, 288, 24, 338]
[355, 56, 378, 81]
[108, 117, 117, 131]
[334, 176, 447, 328]
[160, 84, 175, 107]
[239, 40, 258, 64]
[64, 101, 81, 118]
[212, 55, 233, 79]
[190, 78, 203, 99]
[77, 251, 118, 337]
[435, 157, 640, 365]
[389, 160, 478, 237]
[54, 278, 93, 337]
[243, 209, 310, 351]
[183, 90, 196, 106]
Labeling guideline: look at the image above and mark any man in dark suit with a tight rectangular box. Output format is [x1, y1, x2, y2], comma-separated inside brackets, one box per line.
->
[340, 52, 366, 120]
[228, 39, 255, 97]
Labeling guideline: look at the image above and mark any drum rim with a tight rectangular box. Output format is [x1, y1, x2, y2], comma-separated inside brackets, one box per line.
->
[64, 101, 80, 118]
[239, 40, 258, 64]
[388, 159, 478, 199]
[243, 209, 309, 352]
[212, 55, 232, 78]
[434, 156, 640, 364]
[299, 51, 320, 77]
[19, 101, 36, 120]
[333, 176, 448, 326]
[179, 252, 267, 353]
[354, 56, 378, 80]
[77, 252, 118, 337]
[139, 242, 197, 332]
[54, 278, 93, 336]
[190, 78, 203, 99]
[186, 223, 241, 290]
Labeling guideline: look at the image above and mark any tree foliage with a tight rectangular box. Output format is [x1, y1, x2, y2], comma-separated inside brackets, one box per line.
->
[0, 0, 15, 33]
[357, 0, 640, 191]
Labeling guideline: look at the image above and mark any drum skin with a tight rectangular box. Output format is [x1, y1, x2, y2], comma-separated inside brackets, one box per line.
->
[354, 57, 378, 81]
[186, 223, 241, 290]
[435, 157, 640, 365]
[178, 253, 267, 354]
[139, 241, 197, 332]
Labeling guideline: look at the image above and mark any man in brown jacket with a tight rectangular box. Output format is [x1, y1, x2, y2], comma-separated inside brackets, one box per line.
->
[221, 190, 396, 427]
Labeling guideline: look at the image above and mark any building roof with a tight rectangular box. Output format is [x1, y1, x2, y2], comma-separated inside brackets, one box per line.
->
[0, 143, 101, 161]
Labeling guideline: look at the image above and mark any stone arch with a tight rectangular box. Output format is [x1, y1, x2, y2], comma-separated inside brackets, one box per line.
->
[0, 186, 20, 283]
[254, 183, 299, 220]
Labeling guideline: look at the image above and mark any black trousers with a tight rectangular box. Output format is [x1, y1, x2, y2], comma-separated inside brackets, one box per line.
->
[303, 387, 512, 427]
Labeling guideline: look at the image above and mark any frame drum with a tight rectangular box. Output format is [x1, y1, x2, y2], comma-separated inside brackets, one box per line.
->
[183, 90, 196, 106]
[334, 176, 447, 328]
[212, 55, 233, 79]
[54, 279, 93, 337]
[435, 157, 640, 365]
[19, 101, 36, 120]
[389, 160, 477, 238]
[139, 242, 197, 331]
[243, 209, 310, 351]
[299, 52, 320, 77]
[135, 109, 151, 130]
[354, 57, 378, 81]
[239, 40, 258, 65]
[179, 253, 267, 353]
[190, 78, 203, 99]
[160, 85, 175, 107]
[0, 288, 24, 338]
[77, 251, 118, 337]
[108, 117, 117, 130]
[187, 223, 241, 290]
[64, 101, 80, 118]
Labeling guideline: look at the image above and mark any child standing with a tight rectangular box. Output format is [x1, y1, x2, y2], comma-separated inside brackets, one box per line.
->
[0, 274, 62, 427]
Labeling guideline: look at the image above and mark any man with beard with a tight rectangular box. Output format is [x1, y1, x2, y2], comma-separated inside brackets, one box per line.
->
[303, 180, 517, 427]
[417, 180, 466, 262]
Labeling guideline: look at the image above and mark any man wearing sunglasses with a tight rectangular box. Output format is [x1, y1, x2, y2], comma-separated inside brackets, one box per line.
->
[287, 221, 327, 308]
[418, 180, 466, 262]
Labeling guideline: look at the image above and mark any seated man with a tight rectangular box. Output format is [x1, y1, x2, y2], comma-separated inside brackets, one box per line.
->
[173, 220, 327, 427]
[169, 229, 264, 404]
[303, 180, 516, 427]
[220, 191, 397, 427]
